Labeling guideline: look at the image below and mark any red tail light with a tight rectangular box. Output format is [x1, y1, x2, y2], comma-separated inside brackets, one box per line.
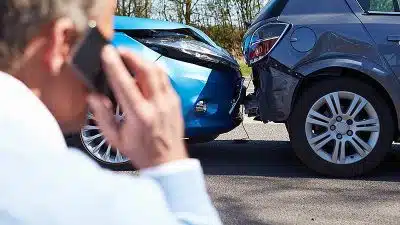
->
[244, 23, 290, 65]
[248, 37, 279, 63]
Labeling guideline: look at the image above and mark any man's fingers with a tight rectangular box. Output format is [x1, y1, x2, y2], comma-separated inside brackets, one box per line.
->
[87, 94, 120, 147]
[154, 63, 171, 93]
[118, 47, 167, 98]
[101, 45, 144, 111]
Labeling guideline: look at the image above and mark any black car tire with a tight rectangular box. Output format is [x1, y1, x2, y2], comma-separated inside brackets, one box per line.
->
[186, 135, 219, 144]
[65, 134, 134, 171]
[288, 77, 394, 177]
[66, 133, 218, 169]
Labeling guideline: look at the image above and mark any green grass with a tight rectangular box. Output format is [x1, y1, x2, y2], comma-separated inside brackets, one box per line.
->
[239, 60, 252, 77]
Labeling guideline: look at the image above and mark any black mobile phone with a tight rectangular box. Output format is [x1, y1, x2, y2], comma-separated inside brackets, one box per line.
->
[70, 21, 111, 96]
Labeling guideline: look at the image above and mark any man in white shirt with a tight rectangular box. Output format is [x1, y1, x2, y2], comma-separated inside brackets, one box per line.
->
[0, 0, 222, 225]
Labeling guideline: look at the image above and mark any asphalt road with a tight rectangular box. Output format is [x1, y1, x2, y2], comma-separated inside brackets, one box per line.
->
[188, 122, 400, 225]
[193, 79, 400, 224]
[120, 79, 400, 224]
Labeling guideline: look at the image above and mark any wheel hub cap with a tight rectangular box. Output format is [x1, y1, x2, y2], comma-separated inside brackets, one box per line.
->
[335, 122, 349, 135]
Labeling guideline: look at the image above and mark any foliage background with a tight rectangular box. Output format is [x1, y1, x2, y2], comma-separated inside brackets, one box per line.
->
[115, 0, 267, 57]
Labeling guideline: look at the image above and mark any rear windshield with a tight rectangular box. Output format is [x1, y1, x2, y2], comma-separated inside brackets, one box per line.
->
[252, 0, 289, 25]
[357, 0, 400, 12]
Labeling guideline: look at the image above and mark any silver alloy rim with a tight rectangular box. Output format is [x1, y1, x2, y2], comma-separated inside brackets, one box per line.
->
[81, 105, 129, 164]
[305, 91, 380, 165]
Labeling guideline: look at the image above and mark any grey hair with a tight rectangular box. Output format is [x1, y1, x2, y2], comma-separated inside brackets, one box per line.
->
[0, 0, 104, 71]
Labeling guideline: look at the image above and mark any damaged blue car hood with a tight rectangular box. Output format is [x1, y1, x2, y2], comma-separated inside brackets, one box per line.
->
[114, 16, 219, 49]
[114, 16, 225, 51]
[113, 16, 239, 69]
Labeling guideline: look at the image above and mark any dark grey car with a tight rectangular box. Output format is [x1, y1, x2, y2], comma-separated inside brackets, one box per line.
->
[243, 0, 400, 177]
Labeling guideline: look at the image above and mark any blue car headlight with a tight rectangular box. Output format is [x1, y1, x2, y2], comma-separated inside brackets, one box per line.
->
[117, 29, 239, 71]
[139, 37, 239, 71]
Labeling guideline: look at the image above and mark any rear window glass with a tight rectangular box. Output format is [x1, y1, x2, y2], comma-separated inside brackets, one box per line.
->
[252, 0, 289, 24]
[357, 0, 400, 12]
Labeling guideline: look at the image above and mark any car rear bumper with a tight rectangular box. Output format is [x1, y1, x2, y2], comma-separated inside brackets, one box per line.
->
[246, 57, 300, 123]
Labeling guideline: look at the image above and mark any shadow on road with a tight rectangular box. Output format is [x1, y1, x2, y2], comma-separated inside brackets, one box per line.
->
[189, 140, 400, 182]
[215, 196, 272, 225]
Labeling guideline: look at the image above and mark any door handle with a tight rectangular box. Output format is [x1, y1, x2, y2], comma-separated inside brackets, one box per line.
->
[387, 35, 400, 42]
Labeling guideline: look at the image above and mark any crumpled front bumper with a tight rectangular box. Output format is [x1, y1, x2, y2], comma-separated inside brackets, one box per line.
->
[230, 77, 246, 115]
[157, 56, 245, 137]
[185, 76, 245, 137]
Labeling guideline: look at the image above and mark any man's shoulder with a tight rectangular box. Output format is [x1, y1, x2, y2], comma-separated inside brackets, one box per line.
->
[0, 72, 43, 115]
[0, 71, 45, 110]
[0, 71, 67, 153]
[0, 72, 31, 98]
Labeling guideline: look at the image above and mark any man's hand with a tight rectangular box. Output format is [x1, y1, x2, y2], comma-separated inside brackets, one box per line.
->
[87, 45, 188, 169]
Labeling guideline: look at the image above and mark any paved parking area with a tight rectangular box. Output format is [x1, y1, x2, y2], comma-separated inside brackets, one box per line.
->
[188, 123, 400, 225]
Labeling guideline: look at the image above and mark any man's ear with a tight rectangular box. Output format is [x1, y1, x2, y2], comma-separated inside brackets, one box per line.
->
[44, 18, 77, 75]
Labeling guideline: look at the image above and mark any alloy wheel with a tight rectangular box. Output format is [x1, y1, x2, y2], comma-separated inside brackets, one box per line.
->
[80, 105, 129, 164]
[305, 91, 380, 165]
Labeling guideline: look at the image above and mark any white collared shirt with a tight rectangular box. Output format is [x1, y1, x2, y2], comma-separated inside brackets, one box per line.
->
[0, 71, 222, 225]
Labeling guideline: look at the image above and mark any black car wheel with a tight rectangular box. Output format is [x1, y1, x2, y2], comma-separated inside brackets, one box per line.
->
[186, 135, 219, 144]
[288, 77, 394, 177]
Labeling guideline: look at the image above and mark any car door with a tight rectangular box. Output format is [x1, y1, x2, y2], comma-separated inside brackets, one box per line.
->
[353, 0, 400, 77]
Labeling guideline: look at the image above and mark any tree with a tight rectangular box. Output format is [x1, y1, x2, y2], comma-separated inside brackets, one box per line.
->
[115, 0, 152, 18]
[160, 0, 202, 24]
[233, 0, 263, 29]
[116, 0, 268, 56]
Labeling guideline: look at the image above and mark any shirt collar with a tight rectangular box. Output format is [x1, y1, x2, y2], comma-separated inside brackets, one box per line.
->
[0, 71, 68, 150]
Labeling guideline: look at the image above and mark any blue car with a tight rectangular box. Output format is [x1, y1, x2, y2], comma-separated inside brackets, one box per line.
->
[67, 16, 245, 169]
